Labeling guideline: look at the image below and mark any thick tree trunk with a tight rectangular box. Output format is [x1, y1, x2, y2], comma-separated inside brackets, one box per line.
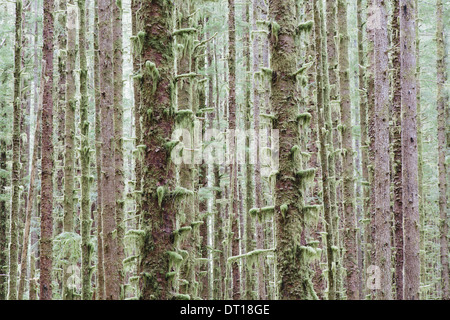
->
[138, 0, 175, 300]
[40, 0, 55, 300]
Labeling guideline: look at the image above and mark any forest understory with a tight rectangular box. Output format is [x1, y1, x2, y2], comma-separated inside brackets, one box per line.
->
[0, 0, 448, 301]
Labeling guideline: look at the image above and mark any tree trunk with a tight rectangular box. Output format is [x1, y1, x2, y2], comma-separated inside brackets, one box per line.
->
[79, 0, 92, 300]
[373, 0, 392, 300]
[138, 0, 175, 300]
[9, 0, 23, 300]
[40, 0, 55, 300]
[99, 0, 119, 300]
[337, 0, 358, 300]
[435, 0, 448, 301]
[93, 0, 105, 300]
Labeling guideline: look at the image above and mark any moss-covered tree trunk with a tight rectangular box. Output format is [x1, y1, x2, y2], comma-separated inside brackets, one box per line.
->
[0, 55, 10, 300]
[113, 0, 125, 298]
[62, 0, 77, 300]
[227, 0, 241, 301]
[99, 0, 119, 300]
[313, 0, 336, 300]
[8, 0, 23, 301]
[270, 0, 304, 300]
[131, 0, 142, 228]
[337, 0, 358, 300]
[138, 0, 176, 300]
[252, 0, 266, 300]
[93, 0, 105, 300]
[357, 0, 370, 299]
[40, 0, 55, 300]
[373, 0, 392, 300]
[435, 0, 449, 301]
[79, 0, 92, 300]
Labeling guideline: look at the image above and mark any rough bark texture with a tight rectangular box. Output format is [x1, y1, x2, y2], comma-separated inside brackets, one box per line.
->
[138, 0, 176, 300]
[40, 0, 55, 300]
[314, 0, 336, 300]
[270, 0, 307, 300]
[9, 0, 23, 300]
[113, 0, 125, 298]
[337, 0, 358, 300]
[94, 0, 105, 300]
[391, 0, 404, 300]
[436, 0, 449, 301]
[228, 0, 241, 301]
[401, 0, 420, 301]
[99, 0, 119, 300]
[373, 0, 392, 300]
[79, 0, 92, 300]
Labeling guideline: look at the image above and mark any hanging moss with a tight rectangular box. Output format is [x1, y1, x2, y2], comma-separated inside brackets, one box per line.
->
[167, 251, 184, 270]
[173, 28, 197, 37]
[144, 61, 159, 94]
[157, 186, 167, 208]
[297, 20, 314, 33]
[295, 168, 316, 188]
[171, 186, 194, 199]
[297, 112, 312, 126]
[270, 20, 281, 44]
[173, 293, 191, 300]
[175, 109, 194, 128]
[173, 226, 192, 245]
[249, 206, 275, 223]
[281, 204, 289, 219]
[290, 145, 301, 159]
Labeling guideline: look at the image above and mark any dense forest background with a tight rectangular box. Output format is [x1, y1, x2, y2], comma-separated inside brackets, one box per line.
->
[0, 0, 448, 300]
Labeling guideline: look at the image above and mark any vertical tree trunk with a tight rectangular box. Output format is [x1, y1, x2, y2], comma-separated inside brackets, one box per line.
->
[435, 0, 449, 301]
[373, 0, 392, 300]
[313, 0, 336, 300]
[62, 0, 77, 300]
[40, 0, 55, 300]
[226, 0, 240, 301]
[270, 0, 306, 300]
[9, 0, 23, 300]
[138, 0, 175, 300]
[93, 0, 105, 300]
[56, 0, 67, 236]
[337, 0, 358, 300]
[113, 0, 125, 298]
[391, 0, 404, 300]
[79, 0, 92, 300]
[99, 0, 119, 300]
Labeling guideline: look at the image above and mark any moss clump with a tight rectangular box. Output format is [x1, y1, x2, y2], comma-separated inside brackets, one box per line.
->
[173, 28, 197, 37]
[297, 20, 314, 33]
[173, 226, 192, 245]
[167, 251, 184, 270]
[295, 168, 316, 188]
[173, 293, 190, 300]
[280, 204, 288, 219]
[144, 61, 159, 94]
[249, 206, 275, 223]
[290, 145, 301, 159]
[297, 112, 312, 126]
[157, 186, 167, 208]
[271, 20, 281, 44]
[175, 109, 194, 128]
[172, 186, 194, 199]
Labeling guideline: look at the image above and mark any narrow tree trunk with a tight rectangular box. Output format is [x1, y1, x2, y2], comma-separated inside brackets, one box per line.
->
[40, 0, 55, 300]
[99, 0, 119, 300]
[113, 0, 125, 298]
[9, 0, 23, 300]
[435, 0, 449, 301]
[93, 0, 105, 300]
[373, 0, 392, 300]
[391, 0, 404, 300]
[79, 0, 92, 300]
